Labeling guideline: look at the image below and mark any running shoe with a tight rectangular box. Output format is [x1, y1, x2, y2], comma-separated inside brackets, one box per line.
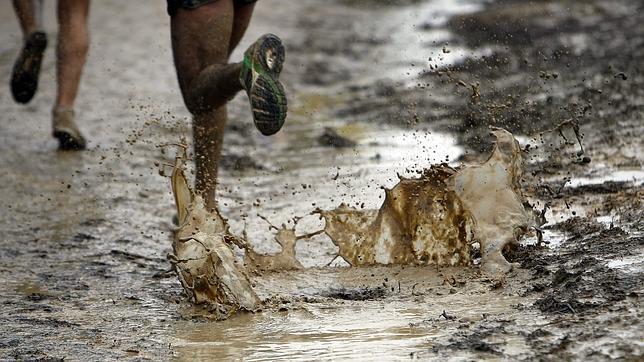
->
[52, 107, 87, 150]
[11, 31, 47, 104]
[240, 34, 287, 136]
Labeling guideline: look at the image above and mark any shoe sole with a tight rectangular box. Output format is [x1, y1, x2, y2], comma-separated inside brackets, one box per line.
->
[248, 34, 287, 136]
[11, 31, 47, 104]
[54, 130, 86, 151]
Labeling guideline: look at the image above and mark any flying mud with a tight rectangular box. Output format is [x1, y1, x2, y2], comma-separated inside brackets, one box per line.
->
[170, 127, 540, 317]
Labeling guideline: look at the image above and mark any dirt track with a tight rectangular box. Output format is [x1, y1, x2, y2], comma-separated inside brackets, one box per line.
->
[0, 0, 642, 360]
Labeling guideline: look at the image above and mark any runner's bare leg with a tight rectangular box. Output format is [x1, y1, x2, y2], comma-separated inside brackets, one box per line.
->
[170, 0, 254, 209]
[229, 2, 255, 54]
[12, 0, 38, 36]
[55, 0, 90, 109]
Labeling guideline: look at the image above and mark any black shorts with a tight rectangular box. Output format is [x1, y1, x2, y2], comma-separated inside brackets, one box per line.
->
[167, 0, 257, 16]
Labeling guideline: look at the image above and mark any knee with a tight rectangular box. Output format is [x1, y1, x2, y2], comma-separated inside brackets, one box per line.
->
[59, 32, 89, 57]
[58, 17, 89, 55]
[73, 38, 89, 57]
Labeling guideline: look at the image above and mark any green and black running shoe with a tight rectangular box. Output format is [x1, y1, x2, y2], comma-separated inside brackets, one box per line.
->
[240, 34, 287, 136]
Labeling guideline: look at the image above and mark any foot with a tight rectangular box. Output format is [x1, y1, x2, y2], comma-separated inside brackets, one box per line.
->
[11, 31, 48, 104]
[240, 34, 287, 136]
[52, 108, 87, 150]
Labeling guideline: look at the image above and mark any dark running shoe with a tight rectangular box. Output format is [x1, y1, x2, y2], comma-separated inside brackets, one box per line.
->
[11, 31, 47, 104]
[52, 108, 87, 150]
[240, 34, 287, 136]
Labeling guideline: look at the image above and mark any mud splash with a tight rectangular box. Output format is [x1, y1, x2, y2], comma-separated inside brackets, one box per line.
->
[170, 128, 539, 316]
[319, 165, 474, 267]
[171, 153, 260, 316]
[321, 128, 538, 274]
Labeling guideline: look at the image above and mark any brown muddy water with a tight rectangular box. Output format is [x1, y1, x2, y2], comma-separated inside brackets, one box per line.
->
[1, 0, 643, 360]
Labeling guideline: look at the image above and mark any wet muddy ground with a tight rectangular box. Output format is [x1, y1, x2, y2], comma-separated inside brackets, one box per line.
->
[0, 0, 642, 360]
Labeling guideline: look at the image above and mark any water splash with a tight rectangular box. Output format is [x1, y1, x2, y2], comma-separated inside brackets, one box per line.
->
[318, 165, 474, 267]
[170, 155, 260, 318]
[321, 127, 539, 274]
[169, 128, 540, 316]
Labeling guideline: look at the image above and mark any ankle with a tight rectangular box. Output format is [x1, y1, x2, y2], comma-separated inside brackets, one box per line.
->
[53, 106, 74, 117]
[54, 101, 75, 111]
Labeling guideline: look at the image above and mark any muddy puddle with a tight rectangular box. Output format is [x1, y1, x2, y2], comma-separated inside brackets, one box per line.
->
[171, 267, 536, 361]
[1, 0, 643, 360]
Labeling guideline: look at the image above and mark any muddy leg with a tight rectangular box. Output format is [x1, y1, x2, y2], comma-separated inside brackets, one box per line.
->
[192, 106, 228, 209]
[170, 0, 250, 208]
